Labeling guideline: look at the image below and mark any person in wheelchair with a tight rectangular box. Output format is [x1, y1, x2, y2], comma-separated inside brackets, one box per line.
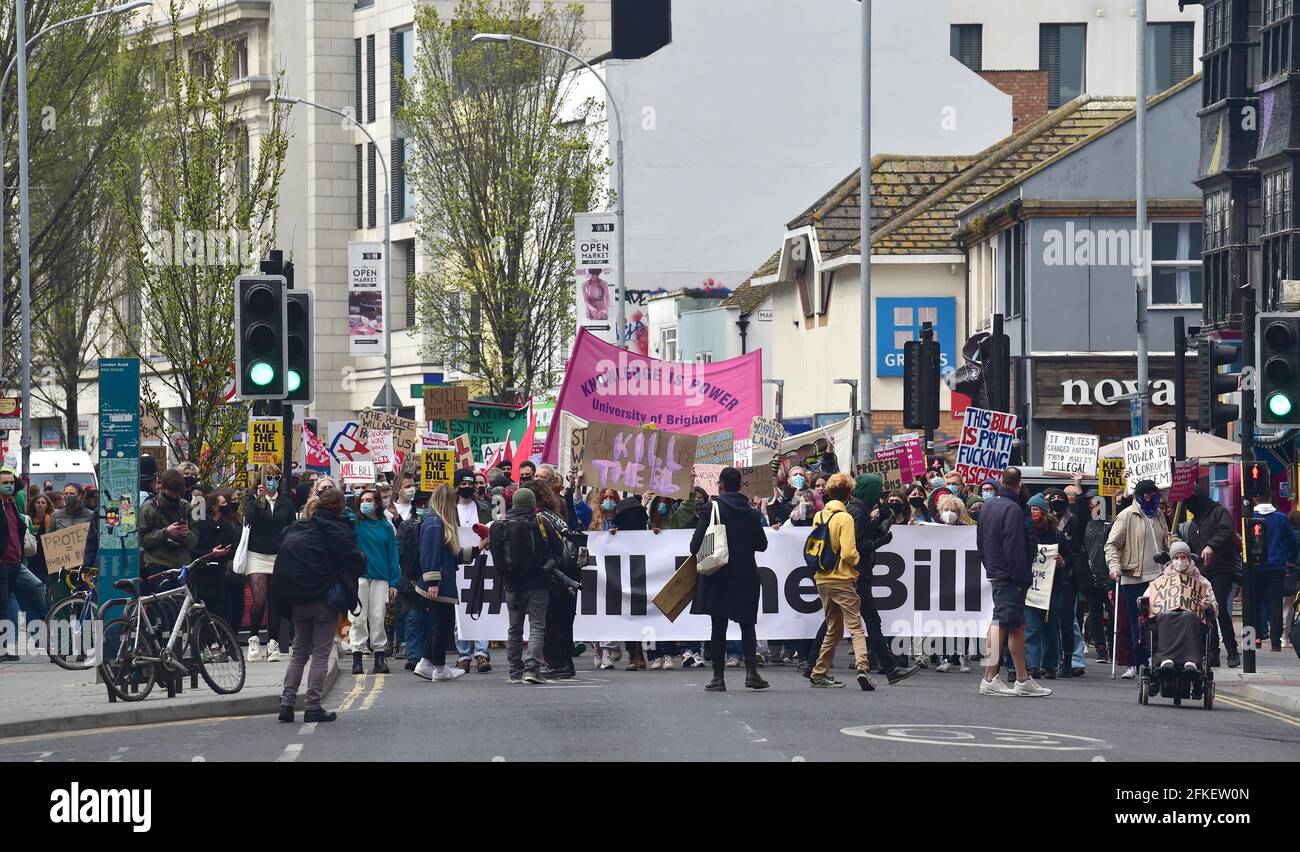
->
[1141, 541, 1218, 674]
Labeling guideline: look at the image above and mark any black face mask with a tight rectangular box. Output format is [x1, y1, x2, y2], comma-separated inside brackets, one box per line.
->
[889, 502, 905, 515]
[1049, 500, 1068, 516]
[458, 487, 475, 499]
[183, 476, 198, 490]
[908, 496, 926, 508]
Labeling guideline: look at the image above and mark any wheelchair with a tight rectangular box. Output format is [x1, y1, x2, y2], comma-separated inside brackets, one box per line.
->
[1136, 597, 1214, 710]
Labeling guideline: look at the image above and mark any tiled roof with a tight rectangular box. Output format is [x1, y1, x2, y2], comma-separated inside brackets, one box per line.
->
[722, 280, 774, 316]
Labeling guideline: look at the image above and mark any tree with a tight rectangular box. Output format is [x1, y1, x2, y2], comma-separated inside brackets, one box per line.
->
[106, 1, 288, 479]
[402, 0, 604, 400]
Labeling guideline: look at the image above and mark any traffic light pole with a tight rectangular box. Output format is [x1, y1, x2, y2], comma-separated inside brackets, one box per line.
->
[1241, 285, 1256, 675]
[921, 322, 936, 458]
[259, 251, 294, 480]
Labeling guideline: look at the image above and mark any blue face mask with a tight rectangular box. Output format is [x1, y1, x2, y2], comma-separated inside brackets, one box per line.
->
[359, 501, 374, 516]
[791, 475, 806, 490]
[657, 502, 669, 515]
[416, 507, 431, 517]
[601, 499, 616, 512]
[981, 488, 995, 500]
[266, 478, 279, 492]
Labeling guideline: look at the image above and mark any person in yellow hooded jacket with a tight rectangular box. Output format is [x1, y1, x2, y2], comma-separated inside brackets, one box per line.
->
[808, 473, 875, 691]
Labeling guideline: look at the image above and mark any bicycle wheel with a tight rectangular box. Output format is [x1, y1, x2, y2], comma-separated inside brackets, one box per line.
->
[46, 595, 100, 671]
[189, 614, 246, 694]
[99, 617, 158, 702]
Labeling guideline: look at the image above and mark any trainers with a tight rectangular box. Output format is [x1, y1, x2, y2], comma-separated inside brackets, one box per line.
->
[726, 656, 741, 668]
[1159, 659, 1175, 670]
[610, 647, 623, 662]
[1183, 661, 1199, 672]
[1120, 666, 1136, 679]
[935, 659, 952, 673]
[433, 666, 466, 682]
[598, 651, 614, 670]
[856, 669, 876, 691]
[1013, 677, 1053, 697]
[662, 655, 675, 670]
[979, 677, 1016, 696]
[959, 657, 971, 673]
[1071, 667, 1086, 677]
[508, 673, 524, 684]
[413, 659, 435, 681]
[277, 705, 294, 723]
[265, 640, 282, 662]
[404, 658, 417, 671]
[522, 670, 547, 685]
[886, 664, 921, 685]
[810, 674, 845, 688]
[475, 655, 492, 673]
[303, 708, 337, 723]
[680, 652, 696, 668]
[650, 657, 664, 670]
[913, 655, 928, 669]
[691, 652, 706, 668]
[246, 636, 262, 662]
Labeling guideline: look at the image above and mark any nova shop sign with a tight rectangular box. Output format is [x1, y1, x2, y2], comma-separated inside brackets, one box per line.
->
[1031, 357, 1196, 420]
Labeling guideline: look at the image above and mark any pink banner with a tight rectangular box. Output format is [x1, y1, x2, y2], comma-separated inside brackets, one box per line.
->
[875, 438, 925, 483]
[543, 329, 763, 465]
[1168, 459, 1200, 503]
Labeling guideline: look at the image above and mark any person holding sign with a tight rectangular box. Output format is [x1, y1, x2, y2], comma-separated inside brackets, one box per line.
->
[242, 466, 296, 664]
[1023, 494, 1066, 681]
[1140, 541, 1218, 673]
[1104, 480, 1171, 679]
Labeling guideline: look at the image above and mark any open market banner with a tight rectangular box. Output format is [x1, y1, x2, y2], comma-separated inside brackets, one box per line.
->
[455, 524, 991, 641]
[543, 328, 762, 465]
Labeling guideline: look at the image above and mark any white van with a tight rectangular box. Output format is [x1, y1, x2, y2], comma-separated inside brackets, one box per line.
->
[27, 449, 98, 492]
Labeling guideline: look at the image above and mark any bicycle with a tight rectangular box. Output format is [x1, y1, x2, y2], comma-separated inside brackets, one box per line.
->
[45, 566, 107, 670]
[98, 551, 246, 702]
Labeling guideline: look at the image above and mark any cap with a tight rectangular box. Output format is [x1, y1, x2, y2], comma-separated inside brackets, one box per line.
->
[454, 469, 476, 487]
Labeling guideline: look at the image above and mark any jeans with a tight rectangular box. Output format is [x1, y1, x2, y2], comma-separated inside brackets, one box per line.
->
[810, 572, 897, 674]
[1257, 571, 1284, 648]
[710, 615, 755, 675]
[1024, 580, 1063, 672]
[456, 637, 489, 661]
[1070, 618, 1086, 668]
[1209, 573, 1238, 658]
[543, 586, 577, 671]
[1120, 582, 1150, 669]
[402, 599, 433, 663]
[645, 641, 680, 661]
[423, 601, 455, 666]
[280, 601, 337, 712]
[7, 564, 48, 624]
[506, 587, 548, 676]
[812, 581, 869, 678]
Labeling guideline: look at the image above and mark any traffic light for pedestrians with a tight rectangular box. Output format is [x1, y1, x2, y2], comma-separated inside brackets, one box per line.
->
[903, 333, 940, 431]
[284, 290, 313, 404]
[1245, 515, 1268, 564]
[1241, 460, 1271, 500]
[1256, 313, 1300, 427]
[234, 275, 288, 400]
[1195, 337, 1240, 432]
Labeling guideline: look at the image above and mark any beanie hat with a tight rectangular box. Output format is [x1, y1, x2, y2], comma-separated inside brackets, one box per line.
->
[853, 474, 883, 505]
[1134, 479, 1161, 498]
[1027, 492, 1051, 513]
[1168, 540, 1191, 559]
[511, 488, 536, 511]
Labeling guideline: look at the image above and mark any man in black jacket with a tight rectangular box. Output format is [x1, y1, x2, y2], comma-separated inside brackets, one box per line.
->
[488, 488, 552, 684]
[1182, 484, 1239, 667]
[273, 487, 366, 723]
[1050, 474, 1090, 677]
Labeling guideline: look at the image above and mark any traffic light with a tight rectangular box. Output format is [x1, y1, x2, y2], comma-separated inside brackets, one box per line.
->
[1256, 313, 1300, 426]
[284, 290, 313, 404]
[1241, 460, 1271, 500]
[234, 275, 288, 400]
[1196, 337, 1240, 432]
[903, 334, 940, 431]
[1245, 516, 1268, 565]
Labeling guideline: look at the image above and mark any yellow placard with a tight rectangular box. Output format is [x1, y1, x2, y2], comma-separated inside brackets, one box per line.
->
[1098, 457, 1126, 498]
[420, 449, 455, 491]
[249, 417, 283, 466]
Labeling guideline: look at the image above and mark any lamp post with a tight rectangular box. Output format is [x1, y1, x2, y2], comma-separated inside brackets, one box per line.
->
[267, 94, 400, 412]
[834, 378, 859, 467]
[4, 0, 151, 481]
[471, 32, 629, 350]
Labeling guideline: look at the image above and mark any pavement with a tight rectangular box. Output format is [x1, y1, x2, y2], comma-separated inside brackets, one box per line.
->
[0, 645, 339, 740]
[0, 646, 1295, 762]
[1213, 643, 1300, 716]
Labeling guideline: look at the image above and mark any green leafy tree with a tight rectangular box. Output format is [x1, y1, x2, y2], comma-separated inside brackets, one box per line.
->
[403, 0, 604, 400]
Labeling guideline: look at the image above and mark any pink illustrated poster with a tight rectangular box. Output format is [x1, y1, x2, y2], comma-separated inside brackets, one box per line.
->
[542, 329, 762, 465]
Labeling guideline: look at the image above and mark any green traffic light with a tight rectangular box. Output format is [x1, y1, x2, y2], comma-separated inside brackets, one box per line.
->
[249, 361, 276, 387]
[287, 370, 302, 393]
[1267, 392, 1294, 419]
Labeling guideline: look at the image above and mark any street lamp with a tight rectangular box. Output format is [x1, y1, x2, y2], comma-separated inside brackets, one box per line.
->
[834, 378, 859, 467]
[267, 94, 400, 412]
[4, 0, 152, 481]
[471, 31, 629, 350]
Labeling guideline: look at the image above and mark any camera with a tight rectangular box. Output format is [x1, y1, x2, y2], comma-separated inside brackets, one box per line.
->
[546, 564, 583, 597]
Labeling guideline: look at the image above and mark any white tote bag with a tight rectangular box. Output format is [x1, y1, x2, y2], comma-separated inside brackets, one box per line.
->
[232, 524, 252, 576]
[694, 501, 729, 576]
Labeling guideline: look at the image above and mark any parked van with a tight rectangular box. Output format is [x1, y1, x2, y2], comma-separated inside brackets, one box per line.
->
[27, 449, 98, 492]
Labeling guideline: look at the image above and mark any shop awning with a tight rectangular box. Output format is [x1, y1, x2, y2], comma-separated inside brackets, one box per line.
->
[1097, 422, 1241, 463]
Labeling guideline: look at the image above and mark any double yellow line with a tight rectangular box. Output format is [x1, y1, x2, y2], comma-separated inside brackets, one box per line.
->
[1217, 693, 1300, 728]
[335, 673, 385, 713]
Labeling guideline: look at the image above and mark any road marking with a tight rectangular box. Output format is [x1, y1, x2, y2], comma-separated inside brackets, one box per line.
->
[108, 746, 130, 762]
[298, 723, 317, 736]
[841, 725, 1113, 751]
[192, 756, 206, 762]
[334, 673, 368, 712]
[1217, 694, 1300, 728]
[276, 744, 303, 763]
[360, 675, 386, 710]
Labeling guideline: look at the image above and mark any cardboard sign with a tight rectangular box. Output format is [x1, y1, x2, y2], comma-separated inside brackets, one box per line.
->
[695, 429, 736, 465]
[1099, 458, 1126, 498]
[420, 449, 455, 490]
[1146, 572, 1209, 618]
[367, 430, 395, 472]
[360, 410, 418, 460]
[1043, 430, 1099, 477]
[694, 463, 725, 496]
[248, 416, 283, 465]
[875, 436, 925, 483]
[581, 421, 698, 497]
[340, 460, 376, 485]
[861, 457, 902, 487]
[233, 468, 248, 490]
[453, 433, 474, 470]
[423, 386, 470, 422]
[420, 430, 452, 450]
[1025, 543, 1058, 611]
[0, 396, 20, 430]
[733, 438, 753, 467]
[955, 407, 1016, 486]
[1123, 431, 1171, 490]
[749, 417, 784, 453]
[1168, 458, 1199, 503]
[556, 411, 588, 481]
[737, 464, 775, 497]
[42, 523, 90, 574]
[652, 555, 698, 622]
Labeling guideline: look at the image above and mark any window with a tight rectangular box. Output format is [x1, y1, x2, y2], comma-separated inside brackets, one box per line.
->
[1150, 222, 1204, 306]
[391, 137, 406, 222]
[1202, 0, 1232, 104]
[1146, 23, 1195, 96]
[189, 48, 213, 80]
[367, 142, 376, 228]
[366, 34, 376, 123]
[1204, 187, 1230, 251]
[1262, 0, 1297, 79]
[405, 242, 417, 328]
[228, 37, 248, 81]
[660, 327, 677, 361]
[1040, 23, 1087, 108]
[1000, 223, 1026, 318]
[355, 144, 363, 229]
[950, 24, 982, 71]
[1264, 167, 1293, 235]
[391, 27, 414, 110]
[354, 38, 363, 121]
[694, 352, 713, 365]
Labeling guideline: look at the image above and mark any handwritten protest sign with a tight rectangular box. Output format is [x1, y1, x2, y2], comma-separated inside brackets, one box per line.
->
[694, 463, 724, 496]
[1043, 430, 1099, 477]
[367, 430, 395, 472]
[1123, 431, 1171, 490]
[340, 460, 376, 485]
[556, 411, 588, 480]
[423, 386, 469, 422]
[695, 429, 736, 465]
[361, 410, 418, 460]
[249, 416, 282, 465]
[861, 457, 902, 487]
[1099, 458, 1126, 498]
[41, 523, 89, 574]
[749, 417, 784, 453]
[1146, 572, 1209, 618]
[420, 449, 455, 490]
[733, 438, 753, 467]
[1025, 543, 1058, 611]
[454, 434, 474, 470]
[875, 436, 925, 483]
[955, 407, 1017, 486]
[1168, 458, 1199, 502]
[737, 464, 775, 497]
[582, 421, 698, 497]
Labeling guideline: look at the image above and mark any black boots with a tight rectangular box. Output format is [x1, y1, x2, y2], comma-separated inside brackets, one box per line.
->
[303, 707, 337, 723]
[705, 669, 726, 692]
[744, 659, 769, 690]
[373, 652, 390, 674]
[352, 652, 364, 675]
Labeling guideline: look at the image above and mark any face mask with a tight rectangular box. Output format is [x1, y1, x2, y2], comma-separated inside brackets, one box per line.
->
[930, 477, 944, 489]
[0, 483, 13, 497]
[359, 501, 374, 516]
[889, 502, 905, 515]
[1049, 500, 1067, 516]
[402, 488, 416, 500]
[64, 496, 81, 512]
[458, 487, 476, 499]
[791, 475, 806, 490]
[183, 476, 198, 490]
[266, 478, 279, 492]
[657, 503, 669, 515]
[941, 510, 958, 525]
[1172, 556, 1191, 572]
[601, 499, 617, 512]
[909, 496, 925, 508]
[416, 507, 431, 517]
[981, 488, 995, 499]
[1139, 495, 1159, 517]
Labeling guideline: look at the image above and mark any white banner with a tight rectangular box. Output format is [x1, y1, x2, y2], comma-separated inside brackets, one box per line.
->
[453, 524, 991, 641]
[575, 212, 618, 344]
